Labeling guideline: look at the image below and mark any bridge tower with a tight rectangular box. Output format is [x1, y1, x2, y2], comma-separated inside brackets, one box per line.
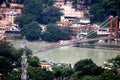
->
[109, 16, 113, 38]
[115, 16, 119, 42]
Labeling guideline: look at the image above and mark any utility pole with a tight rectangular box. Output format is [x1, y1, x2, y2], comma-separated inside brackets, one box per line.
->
[21, 41, 28, 80]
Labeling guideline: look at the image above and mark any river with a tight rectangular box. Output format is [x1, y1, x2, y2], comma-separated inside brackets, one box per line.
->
[33, 46, 120, 67]
[11, 40, 120, 67]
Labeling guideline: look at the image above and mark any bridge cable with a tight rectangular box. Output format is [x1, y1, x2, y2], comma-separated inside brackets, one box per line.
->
[85, 17, 116, 38]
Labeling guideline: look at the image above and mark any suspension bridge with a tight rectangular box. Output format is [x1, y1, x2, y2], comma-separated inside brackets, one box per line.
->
[0, 16, 119, 54]
[33, 16, 119, 53]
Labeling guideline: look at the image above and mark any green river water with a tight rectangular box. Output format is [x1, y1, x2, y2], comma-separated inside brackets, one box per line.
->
[11, 41, 120, 67]
[33, 46, 120, 67]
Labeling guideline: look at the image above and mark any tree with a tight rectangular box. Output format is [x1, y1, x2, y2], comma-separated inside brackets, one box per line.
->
[82, 75, 100, 80]
[39, 6, 63, 24]
[41, 24, 71, 42]
[52, 66, 74, 80]
[28, 56, 40, 67]
[14, 14, 36, 29]
[16, 0, 24, 4]
[28, 66, 54, 80]
[98, 70, 120, 80]
[89, 3, 106, 23]
[0, 41, 15, 62]
[71, 0, 78, 10]
[42, 0, 54, 8]
[74, 59, 104, 79]
[89, 0, 120, 23]
[21, 21, 42, 41]
[102, 0, 120, 17]
[3, 68, 21, 80]
[23, 0, 42, 17]
[0, 56, 11, 74]
[12, 48, 32, 67]
[91, 0, 100, 4]
[103, 55, 120, 75]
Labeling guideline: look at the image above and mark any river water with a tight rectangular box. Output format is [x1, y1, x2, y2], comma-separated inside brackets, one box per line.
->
[10, 40, 120, 67]
[33, 46, 120, 67]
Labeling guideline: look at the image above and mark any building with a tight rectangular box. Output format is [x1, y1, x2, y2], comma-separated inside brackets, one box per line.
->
[10, 3, 24, 8]
[2, 8, 21, 24]
[39, 62, 52, 71]
[39, 61, 70, 71]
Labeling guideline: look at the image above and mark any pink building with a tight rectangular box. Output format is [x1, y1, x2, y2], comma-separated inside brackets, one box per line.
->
[2, 8, 21, 24]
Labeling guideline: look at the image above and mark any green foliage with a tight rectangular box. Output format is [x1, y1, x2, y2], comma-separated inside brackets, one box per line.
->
[23, 0, 42, 16]
[82, 75, 100, 80]
[104, 55, 120, 75]
[42, 0, 54, 7]
[89, 3, 106, 23]
[71, 0, 77, 10]
[14, 14, 36, 28]
[41, 24, 71, 42]
[3, 68, 21, 80]
[53, 66, 74, 80]
[16, 0, 24, 4]
[28, 56, 40, 67]
[39, 6, 63, 24]
[21, 21, 42, 41]
[28, 66, 54, 80]
[99, 70, 120, 80]
[74, 59, 104, 78]
[0, 41, 15, 62]
[0, 56, 11, 74]
[89, 0, 120, 23]
[14, 0, 62, 41]
[91, 0, 101, 4]
[12, 48, 32, 66]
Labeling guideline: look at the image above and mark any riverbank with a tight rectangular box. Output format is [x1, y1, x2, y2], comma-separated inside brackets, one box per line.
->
[73, 42, 120, 51]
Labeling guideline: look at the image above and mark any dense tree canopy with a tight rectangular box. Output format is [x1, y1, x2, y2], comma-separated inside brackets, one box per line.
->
[0, 41, 15, 62]
[74, 59, 104, 79]
[23, 0, 42, 16]
[28, 66, 54, 80]
[89, 0, 120, 23]
[42, 0, 54, 8]
[14, 14, 36, 28]
[41, 24, 71, 42]
[21, 21, 42, 41]
[39, 6, 63, 24]
[28, 56, 40, 67]
[0, 56, 11, 74]
[89, 3, 105, 23]
[53, 66, 74, 80]
[14, 0, 63, 41]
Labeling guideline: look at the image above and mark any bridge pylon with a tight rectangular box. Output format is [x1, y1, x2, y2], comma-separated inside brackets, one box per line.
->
[115, 16, 119, 42]
[109, 16, 113, 39]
